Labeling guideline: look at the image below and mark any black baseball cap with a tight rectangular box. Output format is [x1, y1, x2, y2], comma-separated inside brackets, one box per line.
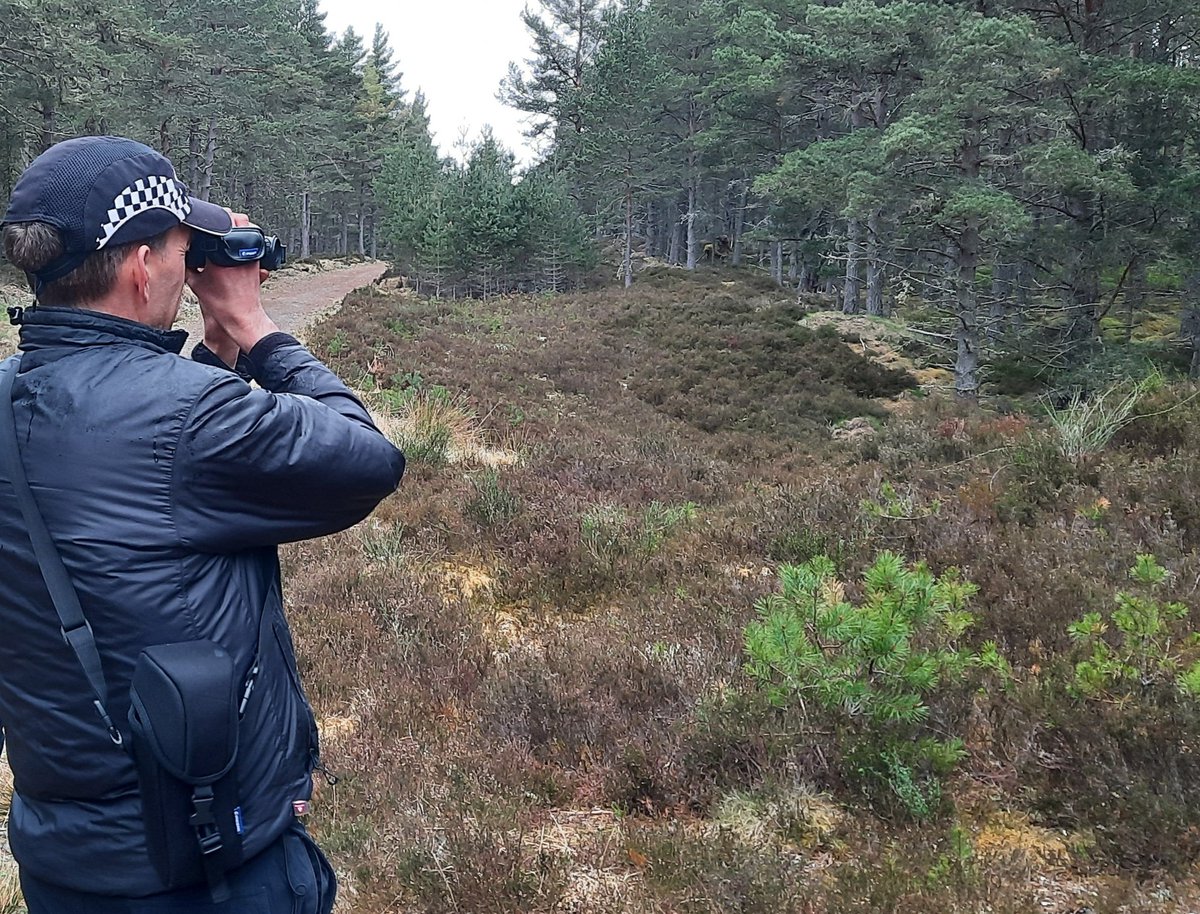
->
[1, 136, 233, 287]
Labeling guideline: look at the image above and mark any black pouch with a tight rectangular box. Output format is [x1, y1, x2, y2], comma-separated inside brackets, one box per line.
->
[127, 640, 245, 897]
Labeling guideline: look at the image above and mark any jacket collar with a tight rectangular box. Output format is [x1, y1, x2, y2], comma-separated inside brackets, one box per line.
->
[13, 305, 189, 358]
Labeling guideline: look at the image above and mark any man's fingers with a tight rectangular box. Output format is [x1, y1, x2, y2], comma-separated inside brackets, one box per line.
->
[259, 269, 269, 285]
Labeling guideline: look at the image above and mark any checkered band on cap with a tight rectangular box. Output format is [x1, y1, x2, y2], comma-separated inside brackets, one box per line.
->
[96, 174, 192, 249]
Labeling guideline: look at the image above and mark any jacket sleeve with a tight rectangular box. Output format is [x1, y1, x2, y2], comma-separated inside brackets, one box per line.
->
[172, 333, 405, 553]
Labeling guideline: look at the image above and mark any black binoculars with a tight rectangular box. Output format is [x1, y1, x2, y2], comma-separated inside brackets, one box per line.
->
[186, 227, 287, 271]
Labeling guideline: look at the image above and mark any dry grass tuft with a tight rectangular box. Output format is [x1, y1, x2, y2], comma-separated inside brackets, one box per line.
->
[974, 811, 1073, 869]
[0, 754, 12, 819]
[0, 866, 21, 914]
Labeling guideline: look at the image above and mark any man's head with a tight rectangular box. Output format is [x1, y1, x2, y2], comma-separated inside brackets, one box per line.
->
[1, 136, 233, 323]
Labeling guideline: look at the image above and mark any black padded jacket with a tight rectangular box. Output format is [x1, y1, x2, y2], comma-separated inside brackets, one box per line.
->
[0, 305, 405, 895]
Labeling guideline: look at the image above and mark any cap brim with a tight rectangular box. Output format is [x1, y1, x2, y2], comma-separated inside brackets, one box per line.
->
[183, 197, 232, 236]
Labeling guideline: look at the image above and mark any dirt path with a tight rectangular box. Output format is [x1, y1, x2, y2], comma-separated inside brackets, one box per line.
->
[173, 260, 387, 345]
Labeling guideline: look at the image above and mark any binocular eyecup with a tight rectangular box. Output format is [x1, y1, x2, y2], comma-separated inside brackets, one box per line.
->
[186, 227, 287, 271]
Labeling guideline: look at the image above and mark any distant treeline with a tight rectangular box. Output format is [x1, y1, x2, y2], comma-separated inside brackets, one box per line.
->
[0, 0, 419, 261]
[503, 0, 1200, 393]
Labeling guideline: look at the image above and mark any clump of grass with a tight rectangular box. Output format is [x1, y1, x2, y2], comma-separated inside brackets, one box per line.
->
[1044, 372, 1163, 461]
[714, 785, 845, 849]
[0, 867, 21, 914]
[580, 501, 697, 573]
[373, 388, 479, 466]
[465, 469, 521, 528]
[358, 520, 407, 566]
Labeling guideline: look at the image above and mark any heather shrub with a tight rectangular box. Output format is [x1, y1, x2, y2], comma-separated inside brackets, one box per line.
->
[391, 801, 569, 913]
[628, 821, 811, 914]
[624, 290, 914, 440]
[479, 633, 687, 809]
[745, 554, 1007, 819]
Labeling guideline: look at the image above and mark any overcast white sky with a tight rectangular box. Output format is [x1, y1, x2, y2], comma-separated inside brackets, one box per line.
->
[319, 0, 542, 167]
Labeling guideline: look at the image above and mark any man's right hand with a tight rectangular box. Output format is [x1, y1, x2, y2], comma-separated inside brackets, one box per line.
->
[188, 211, 280, 353]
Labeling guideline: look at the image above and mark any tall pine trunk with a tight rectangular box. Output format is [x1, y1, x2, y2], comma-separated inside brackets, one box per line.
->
[300, 187, 312, 260]
[646, 198, 659, 259]
[865, 209, 885, 316]
[667, 196, 684, 266]
[989, 261, 1015, 341]
[198, 115, 218, 202]
[686, 177, 698, 271]
[623, 180, 634, 289]
[843, 217, 862, 314]
[955, 224, 982, 399]
[732, 180, 747, 267]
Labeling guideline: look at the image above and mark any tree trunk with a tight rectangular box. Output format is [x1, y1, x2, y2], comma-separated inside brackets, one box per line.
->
[865, 209, 885, 316]
[188, 121, 200, 189]
[623, 181, 634, 289]
[1124, 258, 1147, 343]
[198, 115, 218, 202]
[646, 197, 659, 259]
[357, 182, 366, 256]
[301, 188, 312, 260]
[843, 218, 862, 314]
[955, 225, 982, 400]
[732, 180, 747, 267]
[989, 261, 1015, 341]
[788, 244, 799, 284]
[771, 240, 783, 287]
[798, 263, 813, 295]
[667, 197, 683, 266]
[686, 177, 698, 271]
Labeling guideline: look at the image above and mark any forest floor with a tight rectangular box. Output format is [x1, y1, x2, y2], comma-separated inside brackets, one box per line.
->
[290, 267, 1200, 913]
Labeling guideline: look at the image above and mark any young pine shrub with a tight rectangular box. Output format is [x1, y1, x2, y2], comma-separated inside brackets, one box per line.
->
[1024, 554, 1200, 870]
[1067, 554, 1200, 702]
[744, 554, 1008, 819]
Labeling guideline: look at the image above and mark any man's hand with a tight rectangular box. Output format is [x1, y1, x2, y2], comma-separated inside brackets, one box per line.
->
[187, 211, 280, 353]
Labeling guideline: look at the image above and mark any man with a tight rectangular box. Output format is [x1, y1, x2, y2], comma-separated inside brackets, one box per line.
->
[0, 136, 405, 912]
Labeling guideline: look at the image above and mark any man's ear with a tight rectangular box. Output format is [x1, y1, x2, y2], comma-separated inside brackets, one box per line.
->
[131, 243, 153, 303]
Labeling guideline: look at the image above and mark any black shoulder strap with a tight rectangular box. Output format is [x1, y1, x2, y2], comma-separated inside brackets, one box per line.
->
[0, 357, 123, 746]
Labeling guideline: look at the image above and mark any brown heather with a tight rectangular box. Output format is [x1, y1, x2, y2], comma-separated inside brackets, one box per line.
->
[283, 270, 1200, 912]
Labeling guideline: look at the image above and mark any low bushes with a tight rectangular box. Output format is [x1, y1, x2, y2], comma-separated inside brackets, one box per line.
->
[294, 277, 1200, 911]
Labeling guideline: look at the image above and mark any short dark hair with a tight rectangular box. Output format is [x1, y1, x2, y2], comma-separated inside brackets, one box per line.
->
[2, 222, 169, 306]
